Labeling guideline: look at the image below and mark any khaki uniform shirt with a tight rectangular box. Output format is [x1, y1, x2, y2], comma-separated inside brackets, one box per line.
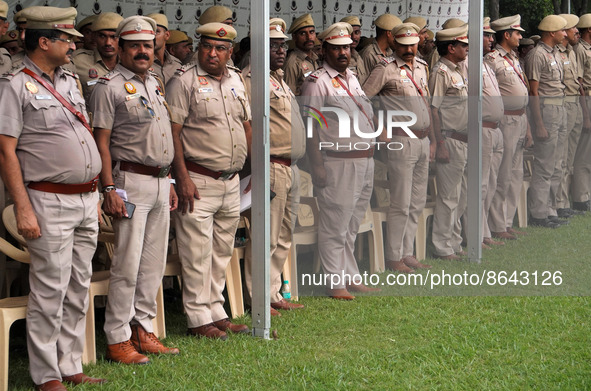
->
[166, 63, 250, 172]
[10, 50, 24, 68]
[429, 57, 468, 132]
[243, 66, 306, 160]
[284, 48, 318, 96]
[482, 61, 504, 123]
[0, 47, 12, 74]
[72, 48, 116, 103]
[558, 44, 581, 96]
[0, 56, 101, 184]
[362, 54, 431, 130]
[359, 40, 393, 77]
[152, 51, 182, 87]
[90, 64, 173, 167]
[575, 39, 591, 92]
[484, 45, 529, 110]
[300, 62, 375, 150]
[525, 41, 565, 97]
[349, 49, 368, 86]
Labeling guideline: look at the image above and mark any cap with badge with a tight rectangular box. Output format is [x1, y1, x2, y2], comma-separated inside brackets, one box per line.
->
[559, 14, 579, 30]
[374, 14, 402, 31]
[442, 18, 467, 29]
[0, 1, 8, 20]
[403, 16, 426, 30]
[578, 13, 591, 29]
[0, 30, 18, 45]
[199, 5, 233, 25]
[288, 13, 315, 34]
[146, 13, 168, 30]
[92, 12, 123, 32]
[392, 23, 420, 45]
[197, 22, 237, 42]
[167, 30, 189, 45]
[269, 18, 288, 39]
[483, 17, 495, 33]
[317, 22, 352, 45]
[538, 15, 567, 32]
[490, 15, 526, 32]
[340, 16, 361, 27]
[519, 38, 535, 46]
[76, 14, 98, 32]
[436, 24, 469, 44]
[22, 6, 83, 37]
[116, 16, 156, 41]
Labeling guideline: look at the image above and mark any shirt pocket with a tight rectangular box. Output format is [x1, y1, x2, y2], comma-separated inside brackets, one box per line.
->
[124, 97, 154, 124]
[192, 92, 223, 119]
[28, 98, 63, 130]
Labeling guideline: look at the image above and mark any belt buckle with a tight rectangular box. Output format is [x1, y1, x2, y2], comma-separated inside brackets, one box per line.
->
[219, 171, 233, 180]
[157, 165, 171, 178]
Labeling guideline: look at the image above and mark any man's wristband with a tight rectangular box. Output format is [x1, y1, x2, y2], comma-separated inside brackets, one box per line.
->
[102, 185, 116, 193]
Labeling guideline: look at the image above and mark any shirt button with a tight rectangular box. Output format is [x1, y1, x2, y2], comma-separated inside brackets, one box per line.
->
[157, 117, 160, 120]
[162, 133, 165, 137]
[81, 141, 85, 144]
[87, 165, 90, 168]
[227, 112, 230, 115]
[234, 145, 236, 148]
[164, 150, 167, 154]
[224, 96, 227, 99]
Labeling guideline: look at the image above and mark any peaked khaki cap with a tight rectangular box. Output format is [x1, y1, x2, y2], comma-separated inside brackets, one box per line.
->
[167, 30, 189, 45]
[288, 13, 314, 34]
[436, 24, 469, 43]
[340, 16, 361, 27]
[519, 38, 535, 46]
[374, 14, 402, 30]
[403, 16, 426, 30]
[76, 14, 98, 31]
[578, 14, 591, 29]
[270, 18, 288, 39]
[530, 34, 541, 43]
[392, 22, 420, 45]
[0, 1, 7, 19]
[147, 13, 168, 30]
[0, 30, 18, 44]
[442, 18, 467, 29]
[199, 5, 232, 25]
[559, 14, 579, 29]
[538, 15, 567, 32]
[14, 9, 27, 24]
[491, 15, 525, 32]
[483, 17, 495, 33]
[92, 12, 123, 32]
[116, 16, 156, 41]
[197, 22, 237, 42]
[426, 29, 434, 40]
[22, 6, 83, 37]
[318, 22, 352, 45]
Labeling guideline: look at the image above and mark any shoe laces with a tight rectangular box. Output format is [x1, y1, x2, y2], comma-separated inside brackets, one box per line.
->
[145, 331, 164, 347]
[120, 340, 137, 353]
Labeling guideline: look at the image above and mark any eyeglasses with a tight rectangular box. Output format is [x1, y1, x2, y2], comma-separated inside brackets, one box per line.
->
[270, 42, 289, 52]
[200, 42, 231, 53]
[51, 37, 73, 44]
[140, 96, 156, 118]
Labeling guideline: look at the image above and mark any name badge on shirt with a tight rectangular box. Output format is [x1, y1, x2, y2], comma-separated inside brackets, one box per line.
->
[35, 95, 52, 100]
[550, 61, 557, 66]
[199, 87, 213, 93]
[125, 93, 141, 101]
[304, 71, 312, 78]
[401, 78, 411, 83]
[564, 61, 570, 65]
[87, 80, 98, 86]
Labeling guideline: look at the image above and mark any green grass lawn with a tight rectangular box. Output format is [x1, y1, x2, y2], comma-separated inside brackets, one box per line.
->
[6, 215, 591, 390]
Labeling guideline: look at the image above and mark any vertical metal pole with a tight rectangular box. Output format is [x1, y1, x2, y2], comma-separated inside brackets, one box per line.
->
[467, 0, 483, 263]
[250, 0, 271, 339]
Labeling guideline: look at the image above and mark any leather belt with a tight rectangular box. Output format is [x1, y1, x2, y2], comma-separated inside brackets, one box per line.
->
[540, 97, 564, 105]
[391, 127, 429, 139]
[118, 161, 171, 178]
[564, 96, 578, 103]
[184, 160, 237, 180]
[325, 148, 375, 159]
[504, 108, 526, 116]
[482, 121, 499, 129]
[270, 156, 292, 166]
[442, 130, 468, 143]
[28, 176, 99, 194]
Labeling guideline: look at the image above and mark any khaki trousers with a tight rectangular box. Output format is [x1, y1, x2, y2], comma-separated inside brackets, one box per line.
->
[572, 99, 591, 203]
[482, 127, 504, 239]
[104, 172, 170, 344]
[385, 136, 429, 261]
[556, 101, 582, 208]
[432, 138, 468, 256]
[489, 113, 527, 232]
[26, 189, 98, 384]
[245, 163, 300, 303]
[174, 173, 240, 328]
[528, 104, 566, 219]
[316, 156, 374, 290]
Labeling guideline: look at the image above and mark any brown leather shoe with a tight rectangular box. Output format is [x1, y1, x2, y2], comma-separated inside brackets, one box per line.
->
[271, 299, 305, 310]
[62, 373, 107, 385]
[106, 340, 150, 364]
[213, 318, 250, 334]
[482, 243, 491, 250]
[483, 237, 505, 246]
[326, 288, 355, 300]
[130, 324, 180, 355]
[35, 380, 67, 391]
[507, 227, 527, 236]
[492, 231, 517, 240]
[270, 307, 282, 316]
[346, 283, 381, 292]
[434, 253, 462, 261]
[187, 323, 228, 340]
[385, 260, 415, 273]
[402, 256, 432, 269]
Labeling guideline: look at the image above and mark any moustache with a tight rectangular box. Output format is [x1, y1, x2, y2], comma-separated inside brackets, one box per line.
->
[134, 53, 150, 61]
[337, 56, 348, 61]
[66, 49, 73, 56]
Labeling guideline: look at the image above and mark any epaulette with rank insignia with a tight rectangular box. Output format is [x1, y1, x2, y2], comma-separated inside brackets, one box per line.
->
[61, 67, 79, 79]
[175, 63, 196, 76]
[0, 63, 24, 80]
[381, 56, 395, 65]
[437, 63, 448, 74]
[227, 64, 241, 73]
[97, 69, 121, 84]
[416, 57, 428, 66]
[485, 50, 498, 60]
[307, 67, 326, 82]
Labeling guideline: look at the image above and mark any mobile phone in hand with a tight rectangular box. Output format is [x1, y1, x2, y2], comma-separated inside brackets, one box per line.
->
[123, 201, 136, 219]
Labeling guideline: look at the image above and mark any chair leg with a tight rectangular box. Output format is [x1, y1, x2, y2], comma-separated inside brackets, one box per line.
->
[289, 246, 299, 301]
[416, 210, 428, 261]
[82, 287, 97, 365]
[370, 219, 385, 273]
[1, 312, 12, 391]
[153, 283, 166, 339]
[518, 181, 529, 228]
[225, 249, 244, 319]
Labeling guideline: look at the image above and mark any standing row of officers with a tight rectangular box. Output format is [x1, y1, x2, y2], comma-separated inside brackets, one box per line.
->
[0, 3, 589, 391]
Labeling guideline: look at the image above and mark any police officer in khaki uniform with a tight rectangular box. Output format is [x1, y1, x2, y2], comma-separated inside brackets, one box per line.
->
[187, 5, 235, 65]
[359, 14, 401, 76]
[0, 7, 105, 390]
[403, 17, 429, 61]
[0, 1, 11, 74]
[486, 15, 532, 240]
[525, 15, 568, 228]
[362, 22, 434, 272]
[91, 16, 179, 365]
[243, 18, 306, 314]
[428, 18, 468, 71]
[72, 12, 122, 105]
[302, 23, 377, 300]
[166, 22, 252, 340]
[74, 14, 98, 52]
[0, 1, 8, 37]
[429, 25, 470, 260]
[572, 14, 591, 211]
[10, 10, 27, 68]
[340, 16, 368, 85]
[284, 14, 318, 96]
[166, 30, 193, 64]
[0, 29, 22, 56]
[556, 14, 588, 217]
[147, 13, 181, 86]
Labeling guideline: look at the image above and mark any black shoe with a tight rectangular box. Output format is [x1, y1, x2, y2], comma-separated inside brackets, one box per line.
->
[548, 215, 569, 225]
[572, 201, 591, 211]
[529, 217, 560, 228]
[559, 208, 585, 216]
[556, 208, 574, 218]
